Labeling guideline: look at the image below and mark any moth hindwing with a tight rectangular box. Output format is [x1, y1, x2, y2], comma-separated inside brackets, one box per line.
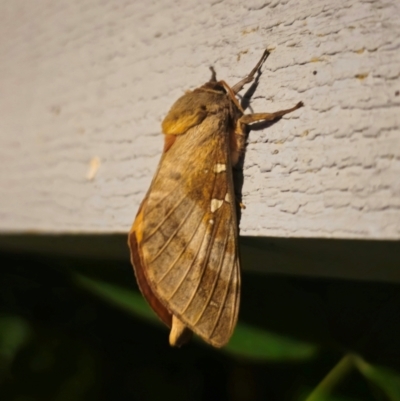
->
[128, 49, 303, 348]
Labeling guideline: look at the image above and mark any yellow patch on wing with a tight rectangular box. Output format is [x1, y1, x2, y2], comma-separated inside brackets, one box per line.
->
[162, 93, 208, 135]
[131, 206, 145, 243]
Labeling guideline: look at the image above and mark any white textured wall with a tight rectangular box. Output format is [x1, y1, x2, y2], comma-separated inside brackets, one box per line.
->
[0, 0, 399, 238]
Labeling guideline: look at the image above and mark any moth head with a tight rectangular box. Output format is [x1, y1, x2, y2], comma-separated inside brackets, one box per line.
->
[199, 67, 227, 93]
[199, 81, 227, 94]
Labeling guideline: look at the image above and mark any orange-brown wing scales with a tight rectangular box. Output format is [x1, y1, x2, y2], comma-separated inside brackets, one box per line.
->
[137, 115, 240, 347]
[129, 218, 173, 328]
[178, 205, 240, 346]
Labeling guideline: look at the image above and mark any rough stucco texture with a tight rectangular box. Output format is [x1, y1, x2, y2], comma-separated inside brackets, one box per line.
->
[0, 0, 399, 238]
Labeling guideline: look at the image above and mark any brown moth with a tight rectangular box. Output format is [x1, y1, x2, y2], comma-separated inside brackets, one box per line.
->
[128, 50, 303, 348]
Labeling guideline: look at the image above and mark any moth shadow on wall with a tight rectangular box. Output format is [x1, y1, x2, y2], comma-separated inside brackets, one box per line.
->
[233, 68, 285, 227]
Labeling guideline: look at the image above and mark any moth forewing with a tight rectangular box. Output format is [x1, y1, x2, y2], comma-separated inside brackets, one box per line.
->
[128, 49, 303, 348]
[135, 113, 240, 347]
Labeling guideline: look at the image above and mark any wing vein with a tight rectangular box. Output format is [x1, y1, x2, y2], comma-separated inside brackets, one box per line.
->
[149, 200, 197, 264]
[146, 168, 189, 212]
[165, 140, 220, 304]
[156, 205, 204, 283]
[180, 214, 221, 315]
[192, 214, 230, 325]
[209, 227, 236, 339]
[165, 214, 208, 302]
[177, 146, 222, 314]
[144, 194, 187, 241]
[229, 258, 240, 334]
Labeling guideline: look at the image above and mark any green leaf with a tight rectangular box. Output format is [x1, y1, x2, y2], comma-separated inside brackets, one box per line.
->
[74, 273, 318, 361]
[304, 354, 355, 401]
[0, 315, 31, 358]
[353, 355, 400, 401]
[0, 315, 31, 375]
[225, 323, 317, 361]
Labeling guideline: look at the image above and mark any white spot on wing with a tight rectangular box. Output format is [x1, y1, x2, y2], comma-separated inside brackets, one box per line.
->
[210, 199, 223, 213]
[213, 163, 226, 173]
[224, 192, 231, 203]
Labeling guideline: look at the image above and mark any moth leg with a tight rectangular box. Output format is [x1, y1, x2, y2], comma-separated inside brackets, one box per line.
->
[169, 315, 193, 347]
[231, 49, 270, 94]
[230, 101, 303, 165]
[239, 102, 304, 125]
[230, 120, 246, 166]
[236, 200, 246, 209]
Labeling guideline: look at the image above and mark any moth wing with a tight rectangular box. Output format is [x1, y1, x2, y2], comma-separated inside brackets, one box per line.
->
[129, 117, 240, 348]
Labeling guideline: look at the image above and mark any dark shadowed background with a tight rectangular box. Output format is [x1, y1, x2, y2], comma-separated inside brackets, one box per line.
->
[1, 235, 400, 401]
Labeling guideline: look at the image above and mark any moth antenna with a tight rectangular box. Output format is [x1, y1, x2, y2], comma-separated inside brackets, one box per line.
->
[209, 66, 217, 82]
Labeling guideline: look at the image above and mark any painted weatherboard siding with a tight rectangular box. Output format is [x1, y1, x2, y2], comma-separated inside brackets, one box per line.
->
[0, 0, 399, 238]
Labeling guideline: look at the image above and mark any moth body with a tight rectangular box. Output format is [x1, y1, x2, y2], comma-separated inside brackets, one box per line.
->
[128, 50, 303, 347]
